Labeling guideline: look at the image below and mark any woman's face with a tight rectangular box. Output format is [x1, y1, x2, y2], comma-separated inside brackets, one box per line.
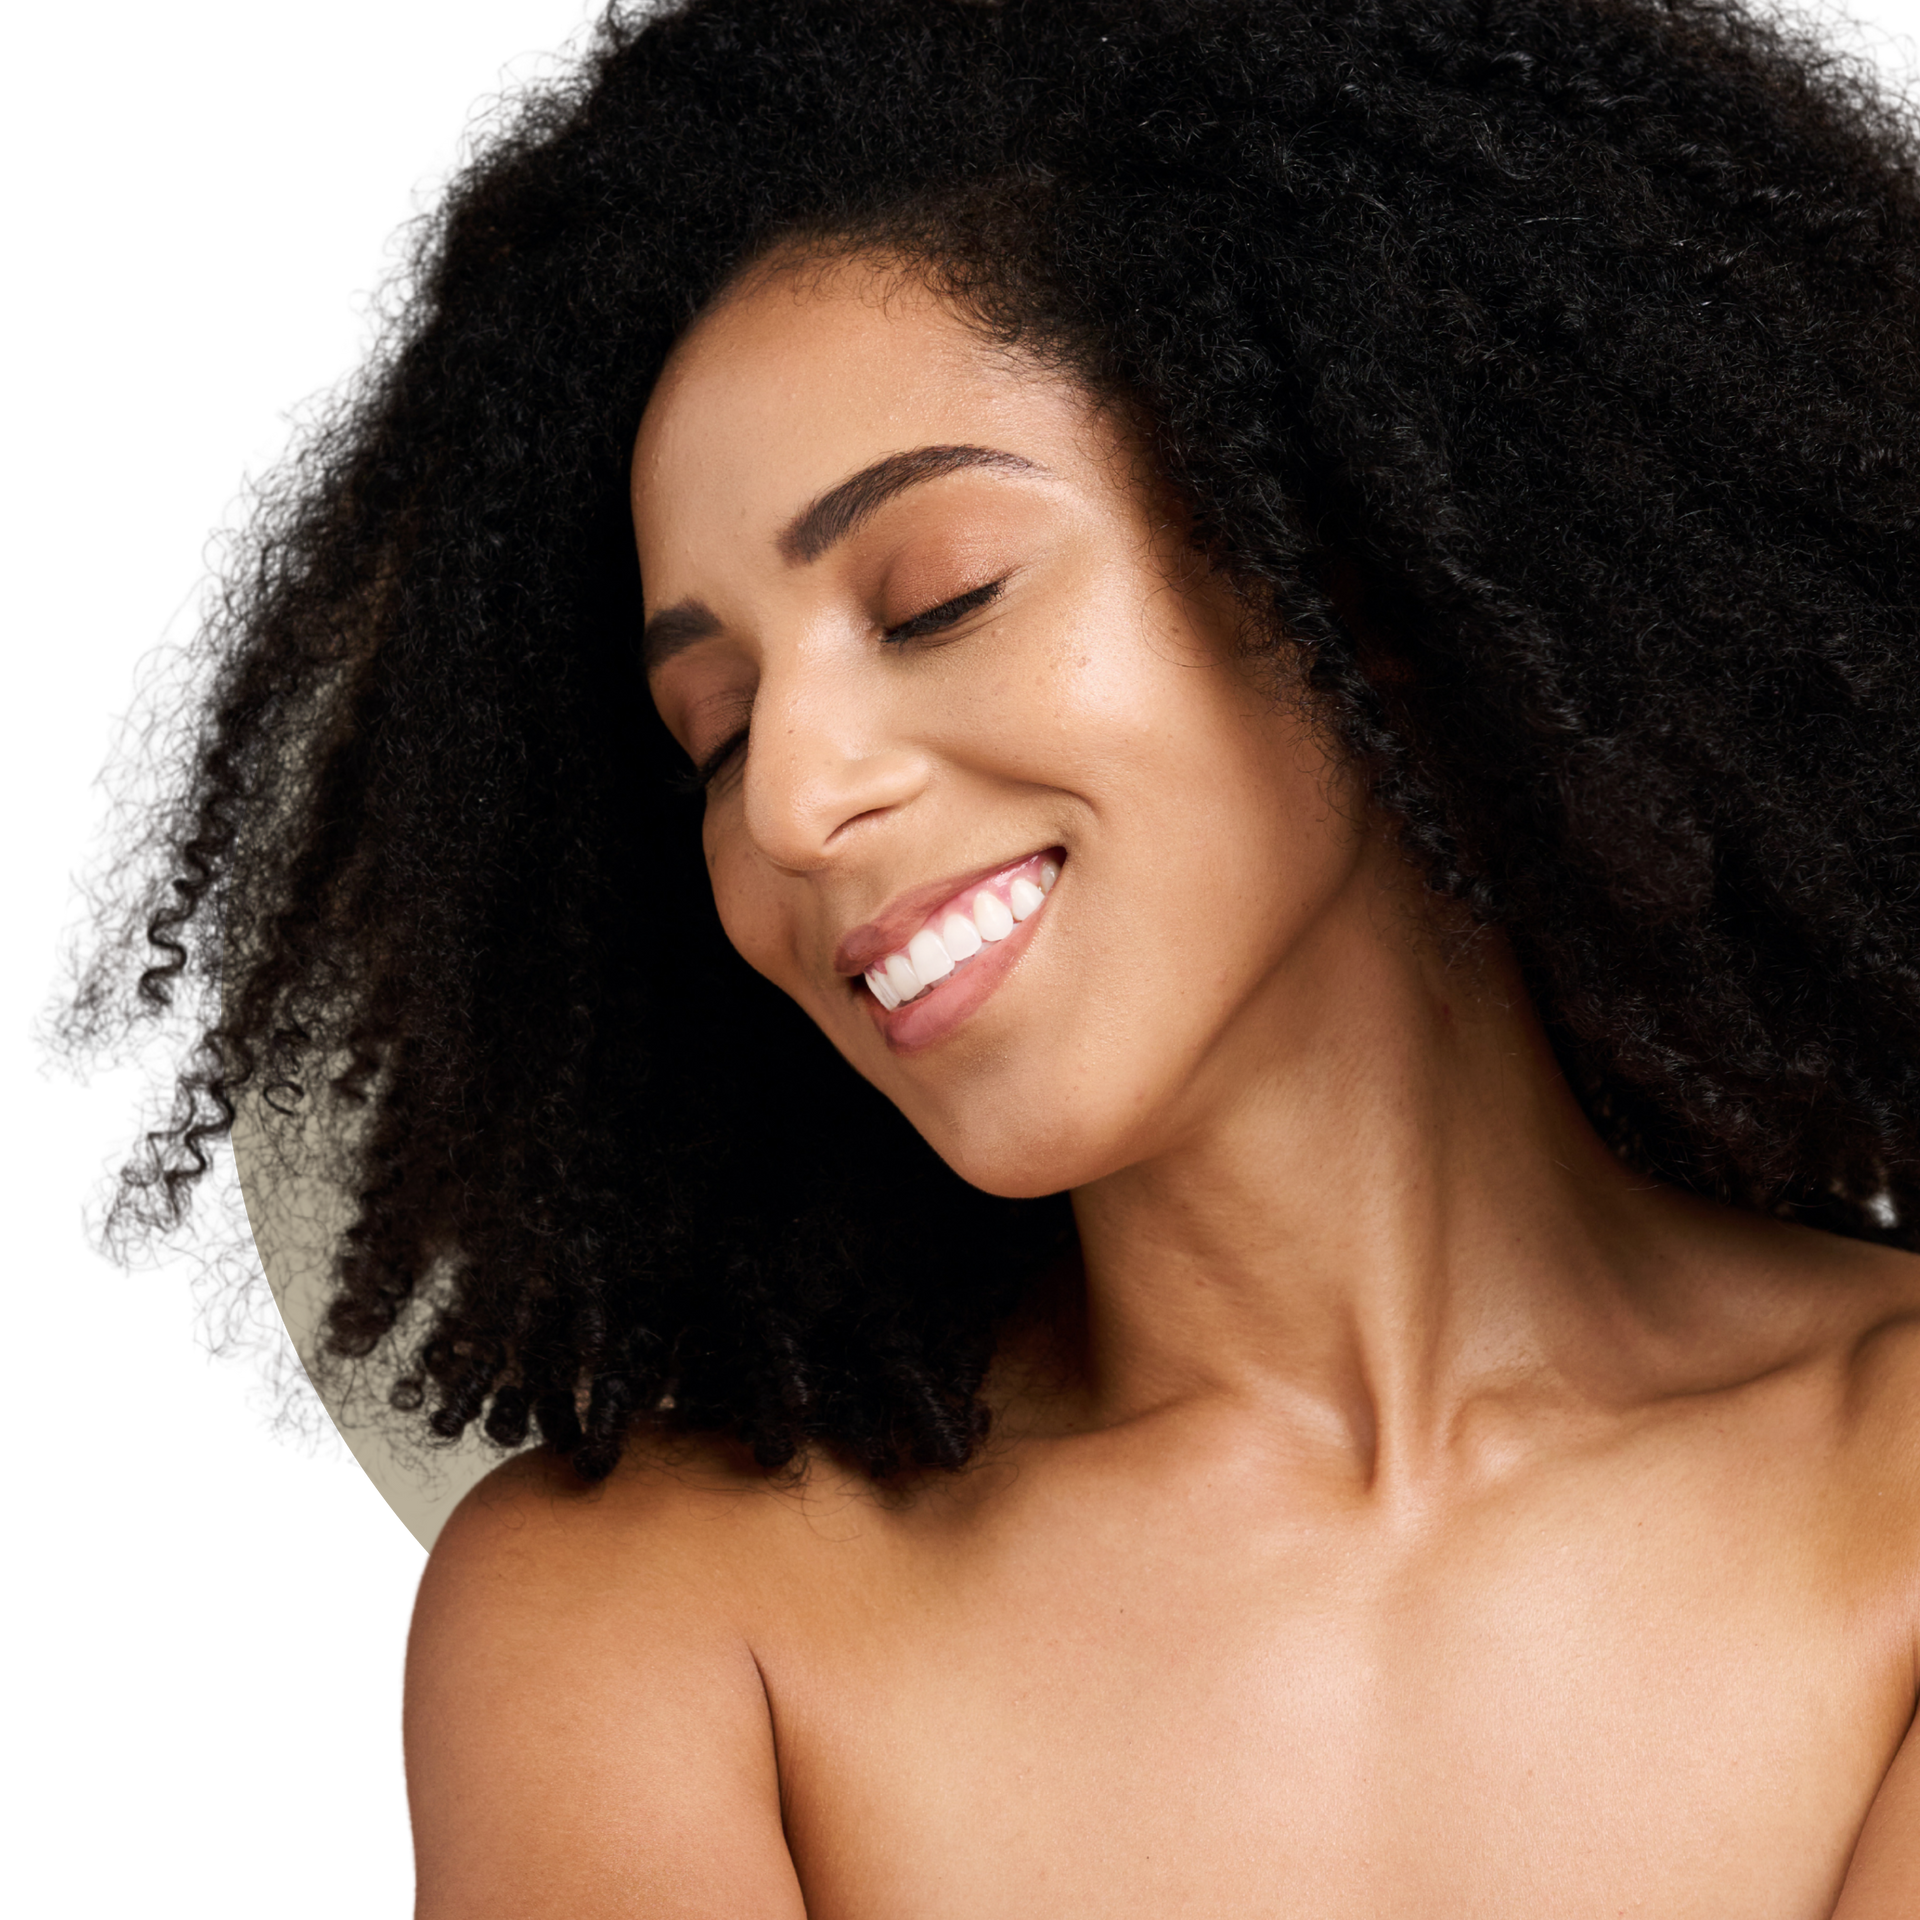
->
[635, 256, 1371, 1198]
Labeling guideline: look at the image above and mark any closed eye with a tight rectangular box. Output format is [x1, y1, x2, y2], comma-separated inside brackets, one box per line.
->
[666, 720, 750, 795]
[680, 577, 1007, 794]
[693, 725, 749, 789]
[883, 578, 1005, 644]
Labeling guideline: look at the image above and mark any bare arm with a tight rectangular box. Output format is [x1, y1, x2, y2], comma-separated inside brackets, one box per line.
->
[405, 1456, 807, 1920]
[1829, 1302, 1920, 1916]
[1831, 1695, 1920, 1919]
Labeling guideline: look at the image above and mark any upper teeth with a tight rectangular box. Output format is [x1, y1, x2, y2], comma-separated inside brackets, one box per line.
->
[864, 860, 1058, 1009]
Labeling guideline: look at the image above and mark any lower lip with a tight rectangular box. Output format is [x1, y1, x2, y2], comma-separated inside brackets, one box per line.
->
[862, 863, 1058, 1054]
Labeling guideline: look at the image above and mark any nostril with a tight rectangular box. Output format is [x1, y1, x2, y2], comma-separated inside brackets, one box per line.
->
[743, 729, 930, 873]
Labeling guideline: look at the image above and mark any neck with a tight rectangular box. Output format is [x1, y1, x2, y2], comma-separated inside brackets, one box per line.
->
[1064, 854, 1672, 1492]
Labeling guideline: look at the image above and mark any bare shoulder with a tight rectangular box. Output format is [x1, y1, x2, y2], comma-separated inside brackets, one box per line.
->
[1820, 1244, 1920, 1574]
[407, 1438, 810, 1920]
[1819, 1243, 1920, 1920]
[1803, 1232, 1920, 1462]
[1758, 1225, 1920, 1611]
[1672, 1200, 1920, 1415]
[420, 1428, 806, 1607]
[1662, 1205, 1920, 1588]
[1730, 1220, 1920, 1460]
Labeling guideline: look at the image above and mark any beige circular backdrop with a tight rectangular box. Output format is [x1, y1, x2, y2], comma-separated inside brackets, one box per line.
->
[227, 1090, 529, 1551]
[226, 725, 533, 1551]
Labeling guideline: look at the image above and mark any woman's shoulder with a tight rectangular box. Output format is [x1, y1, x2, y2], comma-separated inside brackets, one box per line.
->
[406, 1436, 822, 1919]
[1766, 1224, 1920, 1430]
[1818, 1237, 1920, 1508]
[1720, 1221, 1920, 1586]
[424, 1431, 820, 1598]
[1835, 1244, 1920, 1428]
[1611, 1204, 1920, 1621]
[1703, 1215, 1920, 1417]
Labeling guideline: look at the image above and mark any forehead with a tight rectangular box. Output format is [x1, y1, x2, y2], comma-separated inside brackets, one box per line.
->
[629, 258, 1098, 568]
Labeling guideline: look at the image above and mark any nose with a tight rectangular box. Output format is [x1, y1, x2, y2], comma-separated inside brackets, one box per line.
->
[738, 663, 929, 872]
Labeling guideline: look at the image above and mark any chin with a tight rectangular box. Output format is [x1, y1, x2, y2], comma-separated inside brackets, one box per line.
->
[950, 1159, 1073, 1201]
[916, 1105, 1121, 1201]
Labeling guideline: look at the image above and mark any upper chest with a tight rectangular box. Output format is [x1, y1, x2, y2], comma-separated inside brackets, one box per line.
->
[740, 1407, 1918, 1919]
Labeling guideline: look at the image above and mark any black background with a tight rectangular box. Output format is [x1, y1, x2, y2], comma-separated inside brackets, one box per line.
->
[26, 3, 1920, 1920]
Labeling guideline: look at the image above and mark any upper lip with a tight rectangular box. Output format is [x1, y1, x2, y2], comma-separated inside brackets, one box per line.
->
[832, 848, 1059, 979]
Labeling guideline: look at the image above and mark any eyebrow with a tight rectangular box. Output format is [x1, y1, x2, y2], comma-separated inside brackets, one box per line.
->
[640, 443, 1041, 671]
[779, 443, 1041, 564]
[639, 598, 721, 671]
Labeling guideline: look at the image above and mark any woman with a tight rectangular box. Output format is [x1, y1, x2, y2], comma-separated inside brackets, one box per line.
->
[79, 0, 1920, 1909]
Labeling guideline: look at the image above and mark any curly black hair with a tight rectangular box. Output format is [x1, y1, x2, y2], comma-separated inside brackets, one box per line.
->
[71, 0, 1920, 1483]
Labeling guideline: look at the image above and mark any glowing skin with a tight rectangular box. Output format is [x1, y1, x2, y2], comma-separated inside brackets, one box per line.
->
[406, 256, 1920, 1920]
[637, 255, 1920, 1904]
[636, 259, 1375, 1201]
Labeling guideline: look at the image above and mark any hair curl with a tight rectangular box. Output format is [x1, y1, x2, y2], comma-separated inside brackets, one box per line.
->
[71, 0, 1920, 1481]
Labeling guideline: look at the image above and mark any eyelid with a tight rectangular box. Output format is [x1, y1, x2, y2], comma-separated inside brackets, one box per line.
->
[882, 576, 1006, 643]
[672, 575, 1009, 793]
[669, 721, 748, 797]
[698, 725, 749, 788]
[666, 682, 754, 794]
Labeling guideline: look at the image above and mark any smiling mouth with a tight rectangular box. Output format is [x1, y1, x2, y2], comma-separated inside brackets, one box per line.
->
[860, 852, 1060, 1010]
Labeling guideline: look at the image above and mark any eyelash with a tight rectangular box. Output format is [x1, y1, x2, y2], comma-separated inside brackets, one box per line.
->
[684, 578, 1007, 793]
[882, 577, 1004, 644]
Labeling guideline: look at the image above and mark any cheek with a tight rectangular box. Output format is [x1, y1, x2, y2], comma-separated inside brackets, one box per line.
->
[1031, 600, 1326, 882]
[928, 580, 1200, 794]
[703, 815, 799, 990]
